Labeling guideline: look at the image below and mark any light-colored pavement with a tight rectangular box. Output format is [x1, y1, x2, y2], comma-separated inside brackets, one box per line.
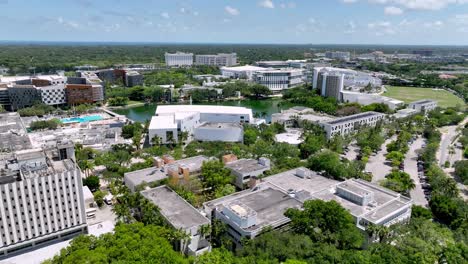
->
[438, 116, 468, 166]
[404, 137, 428, 207]
[343, 144, 359, 161]
[368, 137, 395, 184]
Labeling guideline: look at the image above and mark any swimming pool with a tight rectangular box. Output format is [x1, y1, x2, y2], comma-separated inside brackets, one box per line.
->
[60, 115, 104, 124]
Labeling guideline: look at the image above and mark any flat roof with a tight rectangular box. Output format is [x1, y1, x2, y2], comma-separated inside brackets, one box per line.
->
[225, 159, 269, 174]
[209, 186, 302, 232]
[0, 112, 32, 151]
[221, 65, 266, 72]
[275, 131, 304, 145]
[149, 115, 177, 130]
[325, 111, 384, 125]
[174, 155, 210, 172]
[141, 186, 210, 229]
[410, 99, 436, 105]
[156, 105, 253, 116]
[197, 122, 243, 129]
[124, 166, 167, 187]
[264, 170, 412, 224]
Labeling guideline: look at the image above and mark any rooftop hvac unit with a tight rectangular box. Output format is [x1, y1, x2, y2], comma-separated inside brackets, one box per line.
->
[295, 168, 309, 178]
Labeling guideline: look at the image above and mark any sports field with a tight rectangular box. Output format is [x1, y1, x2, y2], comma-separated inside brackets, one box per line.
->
[383, 86, 465, 108]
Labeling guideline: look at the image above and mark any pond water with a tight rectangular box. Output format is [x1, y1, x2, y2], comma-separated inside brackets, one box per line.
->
[113, 99, 293, 123]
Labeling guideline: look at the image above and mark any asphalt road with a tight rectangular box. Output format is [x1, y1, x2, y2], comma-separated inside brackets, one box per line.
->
[405, 137, 428, 207]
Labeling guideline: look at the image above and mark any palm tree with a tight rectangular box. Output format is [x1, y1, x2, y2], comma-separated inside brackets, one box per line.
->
[151, 135, 162, 146]
[199, 224, 211, 241]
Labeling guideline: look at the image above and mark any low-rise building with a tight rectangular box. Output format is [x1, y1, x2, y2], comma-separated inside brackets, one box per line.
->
[7, 85, 42, 110]
[0, 112, 32, 151]
[319, 111, 386, 139]
[341, 91, 404, 110]
[271, 106, 334, 127]
[124, 155, 211, 191]
[195, 53, 237, 67]
[224, 155, 271, 189]
[165, 52, 194, 67]
[393, 108, 419, 119]
[141, 186, 211, 255]
[325, 51, 351, 61]
[149, 105, 254, 144]
[274, 129, 304, 145]
[66, 72, 104, 105]
[408, 99, 437, 113]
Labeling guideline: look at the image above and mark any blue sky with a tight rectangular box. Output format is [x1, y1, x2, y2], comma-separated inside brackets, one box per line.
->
[1, 0, 468, 45]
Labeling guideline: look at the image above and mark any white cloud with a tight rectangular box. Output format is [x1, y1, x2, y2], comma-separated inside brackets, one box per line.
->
[424, 20, 444, 28]
[345, 20, 357, 33]
[225, 6, 240, 16]
[368, 21, 395, 35]
[308, 17, 316, 24]
[160, 12, 170, 19]
[259, 0, 275, 9]
[57, 16, 80, 30]
[369, 0, 468, 11]
[452, 14, 468, 24]
[384, 6, 403, 15]
[342, 0, 358, 3]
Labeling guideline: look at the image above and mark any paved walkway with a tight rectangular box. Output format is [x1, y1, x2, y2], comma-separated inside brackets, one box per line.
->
[404, 137, 428, 207]
[368, 137, 395, 184]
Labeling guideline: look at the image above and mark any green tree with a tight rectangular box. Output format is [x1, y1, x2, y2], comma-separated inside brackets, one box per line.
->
[93, 190, 105, 207]
[453, 160, 468, 184]
[383, 171, 415, 194]
[82, 175, 100, 192]
[285, 200, 364, 249]
[201, 160, 233, 192]
[248, 84, 272, 99]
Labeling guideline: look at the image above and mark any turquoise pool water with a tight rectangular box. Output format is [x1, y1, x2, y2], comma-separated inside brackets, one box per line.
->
[60, 115, 104, 124]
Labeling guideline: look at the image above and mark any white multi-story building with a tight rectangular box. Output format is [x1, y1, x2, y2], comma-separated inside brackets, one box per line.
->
[325, 51, 351, 61]
[253, 68, 305, 93]
[408, 99, 438, 113]
[195, 53, 237, 67]
[319, 111, 386, 139]
[313, 67, 382, 101]
[0, 143, 87, 257]
[165, 52, 194, 67]
[341, 91, 404, 110]
[220, 65, 266, 80]
[149, 105, 254, 144]
[39, 84, 67, 106]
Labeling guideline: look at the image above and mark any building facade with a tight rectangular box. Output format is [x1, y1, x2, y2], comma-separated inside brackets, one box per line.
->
[8, 86, 42, 111]
[320, 111, 386, 139]
[165, 52, 194, 67]
[39, 84, 67, 106]
[325, 51, 351, 61]
[124, 71, 144, 87]
[0, 146, 87, 257]
[253, 68, 305, 93]
[195, 53, 237, 67]
[408, 99, 437, 113]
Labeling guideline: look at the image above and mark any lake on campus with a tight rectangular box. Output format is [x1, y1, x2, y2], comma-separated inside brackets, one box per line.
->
[113, 99, 292, 123]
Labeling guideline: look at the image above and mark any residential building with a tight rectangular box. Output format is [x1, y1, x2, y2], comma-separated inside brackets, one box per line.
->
[325, 51, 351, 61]
[0, 144, 87, 257]
[408, 99, 438, 113]
[124, 71, 143, 87]
[149, 105, 254, 144]
[193, 123, 243, 143]
[393, 108, 419, 119]
[165, 52, 194, 67]
[39, 84, 67, 106]
[7, 85, 42, 111]
[412, 50, 433, 56]
[195, 53, 237, 67]
[223, 155, 271, 188]
[319, 111, 386, 139]
[220, 65, 266, 80]
[141, 186, 211, 255]
[256, 61, 290, 68]
[253, 68, 305, 93]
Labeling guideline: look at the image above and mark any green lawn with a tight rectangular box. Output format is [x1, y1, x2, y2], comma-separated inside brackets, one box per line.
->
[384, 86, 465, 108]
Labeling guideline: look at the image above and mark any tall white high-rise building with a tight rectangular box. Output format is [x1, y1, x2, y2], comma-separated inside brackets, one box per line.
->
[195, 53, 237, 67]
[0, 143, 87, 257]
[165, 52, 194, 67]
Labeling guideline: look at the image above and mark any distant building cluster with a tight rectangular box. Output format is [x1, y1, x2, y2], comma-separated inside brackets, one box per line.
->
[165, 52, 237, 67]
[0, 68, 143, 110]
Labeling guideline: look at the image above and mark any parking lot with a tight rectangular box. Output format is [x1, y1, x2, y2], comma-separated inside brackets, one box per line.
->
[405, 137, 429, 207]
[368, 137, 395, 184]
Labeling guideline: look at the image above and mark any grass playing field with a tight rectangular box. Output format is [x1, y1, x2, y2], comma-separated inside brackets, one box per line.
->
[383, 86, 465, 108]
